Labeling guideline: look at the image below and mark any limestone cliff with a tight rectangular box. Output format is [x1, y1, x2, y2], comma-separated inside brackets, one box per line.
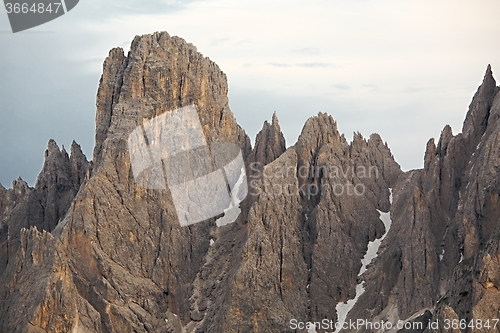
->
[0, 32, 499, 333]
[346, 66, 500, 333]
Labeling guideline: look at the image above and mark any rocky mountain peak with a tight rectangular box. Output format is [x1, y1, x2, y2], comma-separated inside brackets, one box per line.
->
[48, 138, 61, 153]
[1, 31, 500, 333]
[0, 178, 31, 217]
[297, 112, 342, 150]
[271, 109, 279, 124]
[436, 124, 453, 156]
[424, 138, 437, 170]
[93, 31, 251, 170]
[69, 140, 89, 189]
[29, 139, 89, 232]
[36, 140, 70, 189]
[250, 111, 286, 169]
[93, 47, 127, 164]
[462, 64, 499, 151]
[12, 177, 29, 196]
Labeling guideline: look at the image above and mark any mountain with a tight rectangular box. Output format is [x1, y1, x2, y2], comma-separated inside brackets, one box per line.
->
[345, 65, 500, 333]
[0, 31, 498, 333]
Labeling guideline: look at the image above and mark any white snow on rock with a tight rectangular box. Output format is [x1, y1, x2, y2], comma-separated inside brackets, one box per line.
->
[359, 209, 392, 276]
[439, 249, 445, 262]
[334, 282, 366, 333]
[216, 166, 247, 227]
[334, 200, 393, 333]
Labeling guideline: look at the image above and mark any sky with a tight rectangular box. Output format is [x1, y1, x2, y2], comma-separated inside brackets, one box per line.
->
[1, 0, 500, 187]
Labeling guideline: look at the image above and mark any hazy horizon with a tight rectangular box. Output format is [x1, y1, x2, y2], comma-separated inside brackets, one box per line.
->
[1, 0, 499, 187]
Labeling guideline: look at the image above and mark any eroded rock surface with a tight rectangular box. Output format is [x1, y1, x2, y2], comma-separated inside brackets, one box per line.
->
[346, 66, 500, 333]
[0, 32, 499, 333]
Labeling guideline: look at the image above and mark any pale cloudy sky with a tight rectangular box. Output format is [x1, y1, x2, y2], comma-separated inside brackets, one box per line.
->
[1, 0, 500, 186]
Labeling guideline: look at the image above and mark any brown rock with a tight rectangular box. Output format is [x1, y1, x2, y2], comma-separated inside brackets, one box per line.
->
[250, 111, 286, 171]
[2, 31, 500, 333]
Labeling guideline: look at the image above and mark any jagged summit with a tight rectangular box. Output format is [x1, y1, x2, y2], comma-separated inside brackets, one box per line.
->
[344, 64, 500, 327]
[250, 111, 286, 169]
[93, 31, 251, 170]
[297, 112, 342, 146]
[462, 64, 499, 150]
[0, 32, 499, 333]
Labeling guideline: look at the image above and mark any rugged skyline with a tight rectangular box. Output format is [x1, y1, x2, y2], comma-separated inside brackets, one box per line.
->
[2, 0, 500, 186]
[1, 32, 499, 332]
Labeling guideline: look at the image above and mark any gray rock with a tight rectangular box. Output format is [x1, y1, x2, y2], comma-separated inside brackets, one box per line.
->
[346, 65, 500, 332]
[1, 32, 499, 333]
[250, 111, 286, 171]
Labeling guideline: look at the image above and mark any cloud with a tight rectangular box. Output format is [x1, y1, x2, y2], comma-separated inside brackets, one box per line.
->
[332, 84, 351, 91]
[292, 47, 320, 55]
[268, 62, 292, 68]
[210, 37, 229, 46]
[1, 0, 500, 187]
[80, 0, 206, 20]
[266, 62, 340, 68]
[402, 86, 442, 93]
[361, 84, 379, 91]
[296, 62, 340, 68]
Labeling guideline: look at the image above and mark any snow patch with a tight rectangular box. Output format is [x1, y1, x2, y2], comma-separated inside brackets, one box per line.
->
[358, 210, 392, 276]
[389, 188, 393, 204]
[216, 166, 246, 227]
[334, 283, 366, 333]
[439, 249, 445, 262]
[335, 208, 392, 332]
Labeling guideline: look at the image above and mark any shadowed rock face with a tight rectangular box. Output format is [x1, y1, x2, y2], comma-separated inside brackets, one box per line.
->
[223, 112, 401, 332]
[0, 31, 499, 333]
[345, 66, 500, 333]
[0, 31, 253, 333]
[424, 69, 500, 333]
[250, 111, 287, 171]
[0, 139, 89, 332]
[0, 140, 89, 237]
[0, 139, 88, 247]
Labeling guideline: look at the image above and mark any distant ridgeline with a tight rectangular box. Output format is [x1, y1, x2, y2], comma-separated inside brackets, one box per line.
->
[0, 32, 499, 333]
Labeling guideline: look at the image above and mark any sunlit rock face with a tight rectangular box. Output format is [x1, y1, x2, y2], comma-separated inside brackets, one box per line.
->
[0, 32, 499, 333]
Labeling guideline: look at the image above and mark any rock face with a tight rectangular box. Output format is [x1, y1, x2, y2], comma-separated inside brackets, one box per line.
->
[423, 68, 500, 333]
[0, 140, 89, 332]
[0, 31, 499, 333]
[0, 32, 252, 333]
[345, 66, 500, 332]
[250, 111, 286, 170]
[223, 113, 401, 332]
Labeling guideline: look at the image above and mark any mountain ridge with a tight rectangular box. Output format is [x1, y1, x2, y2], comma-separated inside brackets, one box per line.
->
[0, 32, 499, 333]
